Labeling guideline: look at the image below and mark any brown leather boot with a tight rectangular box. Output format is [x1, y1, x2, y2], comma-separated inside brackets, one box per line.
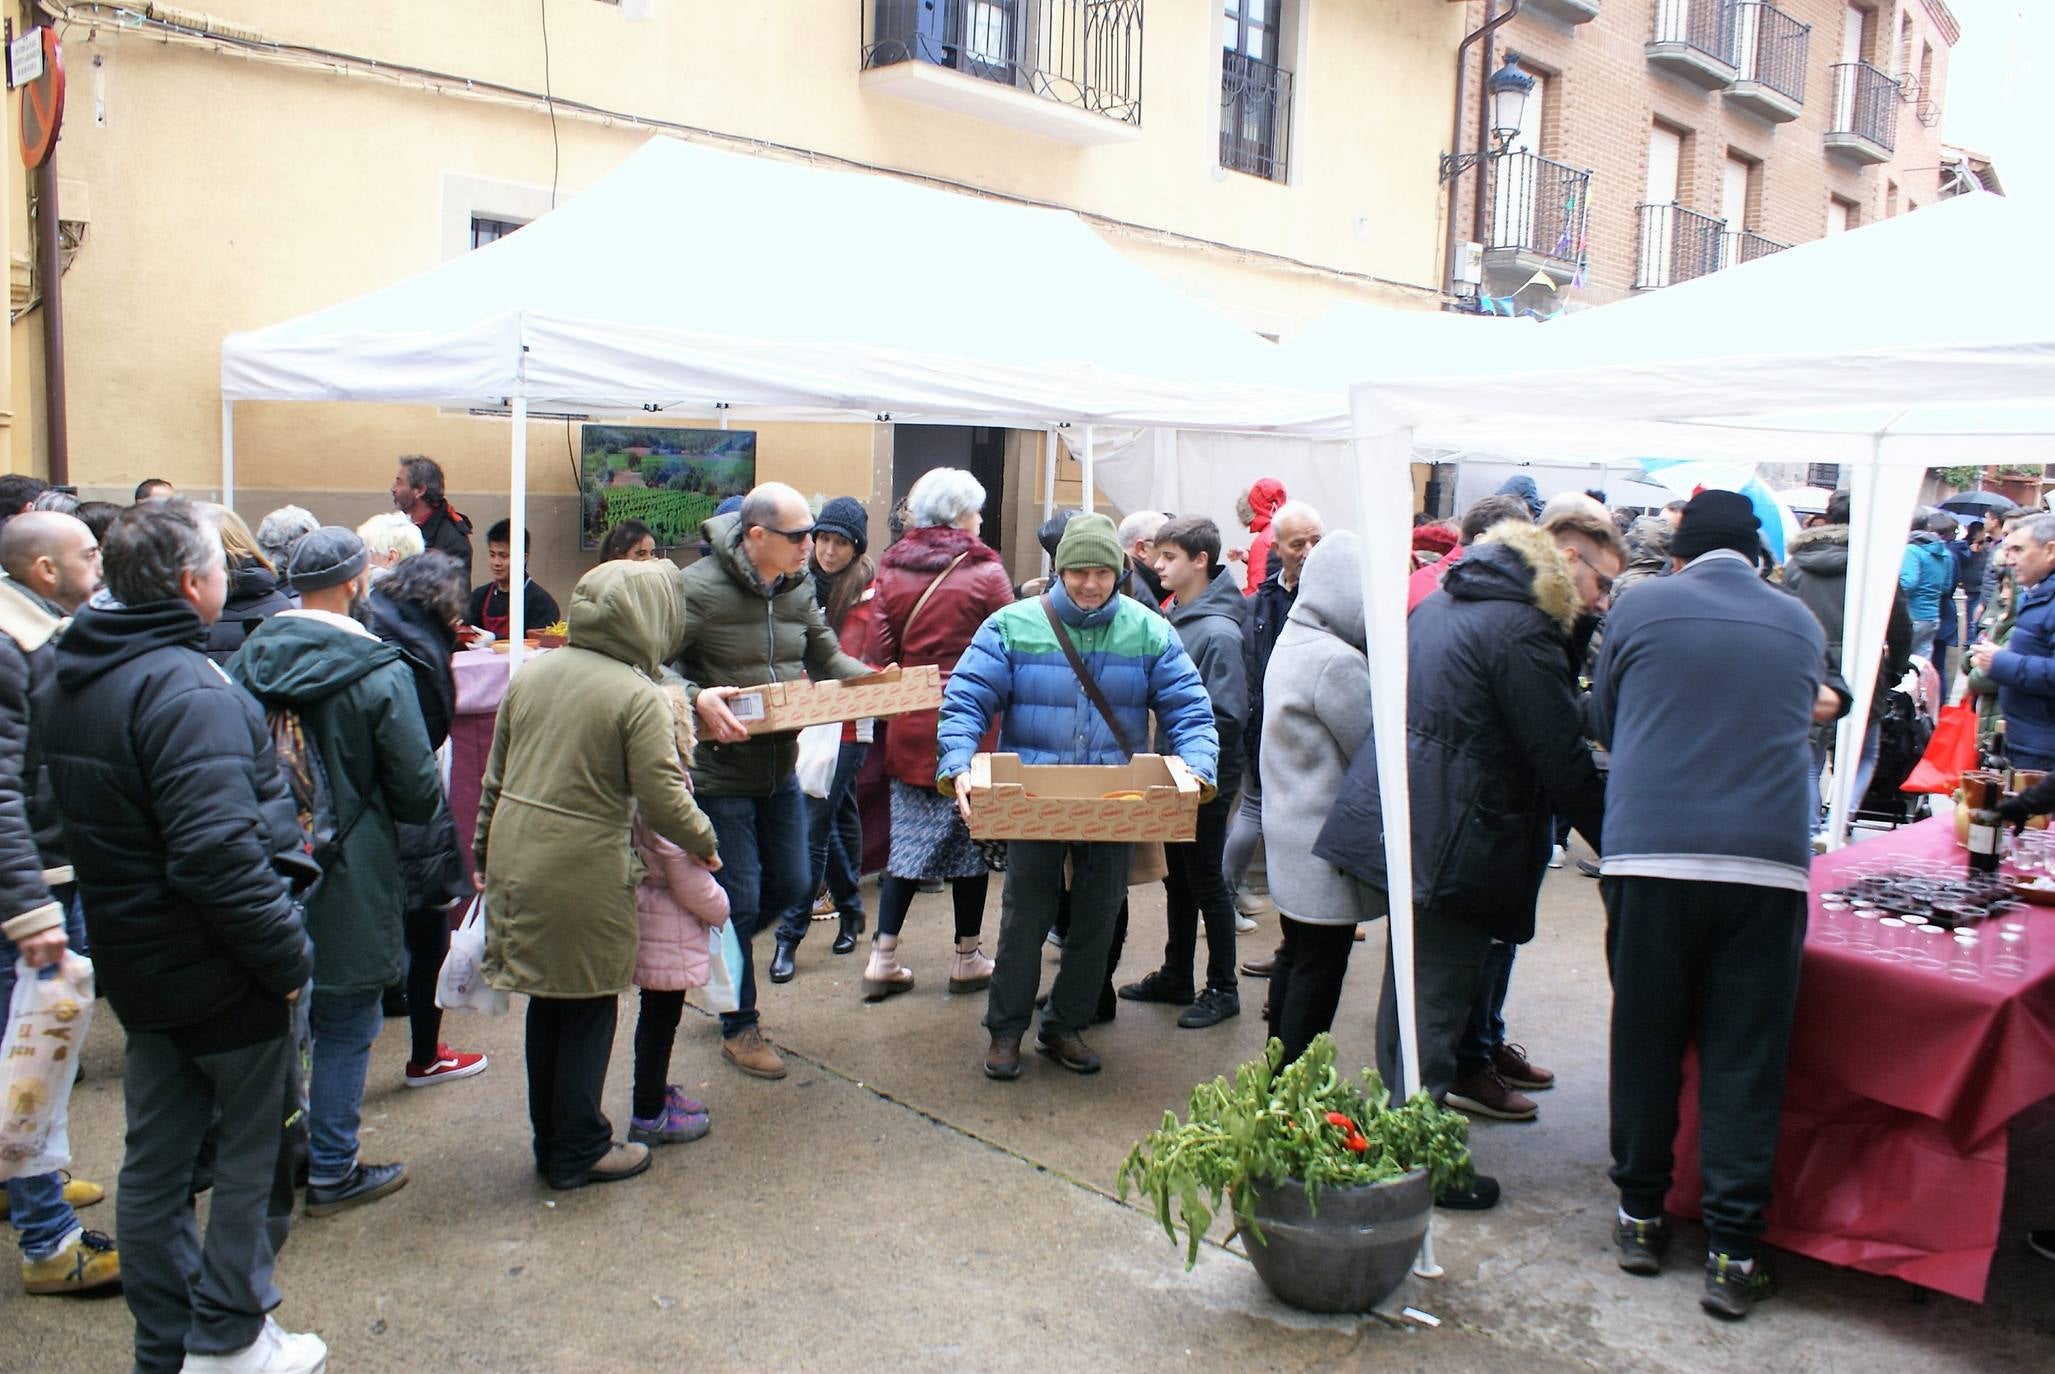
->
[861, 934, 915, 1001]
[721, 1025, 788, 1080]
[948, 937, 994, 994]
[1034, 1027, 1102, 1075]
[984, 1033, 1023, 1080]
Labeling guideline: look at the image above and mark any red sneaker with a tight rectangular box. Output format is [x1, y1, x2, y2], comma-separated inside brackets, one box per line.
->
[405, 1045, 489, 1087]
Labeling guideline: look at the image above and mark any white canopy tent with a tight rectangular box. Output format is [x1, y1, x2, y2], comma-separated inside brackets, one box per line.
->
[1346, 189, 2055, 1103]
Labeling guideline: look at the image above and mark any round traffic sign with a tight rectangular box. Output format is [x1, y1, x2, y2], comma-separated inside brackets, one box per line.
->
[20, 29, 64, 170]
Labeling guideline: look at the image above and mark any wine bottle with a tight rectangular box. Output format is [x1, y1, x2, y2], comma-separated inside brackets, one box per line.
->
[1968, 793, 2003, 875]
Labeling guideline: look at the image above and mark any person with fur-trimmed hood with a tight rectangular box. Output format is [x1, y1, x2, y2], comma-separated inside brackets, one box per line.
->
[1313, 509, 1620, 1211]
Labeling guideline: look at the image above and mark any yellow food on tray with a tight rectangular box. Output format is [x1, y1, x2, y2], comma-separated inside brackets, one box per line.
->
[1100, 790, 1145, 802]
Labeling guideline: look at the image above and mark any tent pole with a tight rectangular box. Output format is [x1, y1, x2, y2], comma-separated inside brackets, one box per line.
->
[509, 398, 529, 673]
[1081, 425, 1095, 515]
[1042, 428, 1058, 577]
[220, 400, 235, 511]
[1827, 433, 1921, 847]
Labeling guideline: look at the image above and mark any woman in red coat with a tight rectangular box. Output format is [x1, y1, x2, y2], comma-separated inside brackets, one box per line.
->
[860, 468, 1016, 1002]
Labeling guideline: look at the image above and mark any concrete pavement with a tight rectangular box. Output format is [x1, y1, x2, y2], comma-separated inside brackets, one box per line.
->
[8, 847, 2052, 1371]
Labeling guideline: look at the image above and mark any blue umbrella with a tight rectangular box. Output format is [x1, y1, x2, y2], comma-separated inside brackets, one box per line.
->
[1636, 459, 1793, 564]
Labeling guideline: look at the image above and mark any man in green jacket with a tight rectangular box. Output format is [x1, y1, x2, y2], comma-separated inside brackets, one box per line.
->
[674, 483, 871, 1080]
[231, 527, 444, 1218]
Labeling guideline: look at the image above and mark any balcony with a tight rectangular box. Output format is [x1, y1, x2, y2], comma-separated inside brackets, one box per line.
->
[1484, 153, 1593, 286]
[1647, 0, 1738, 90]
[1524, 0, 1600, 24]
[859, 0, 1143, 147]
[1221, 48, 1294, 183]
[1636, 203, 1725, 289]
[1720, 227, 1790, 270]
[1725, 2, 1808, 123]
[1826, 61, 1900, 165]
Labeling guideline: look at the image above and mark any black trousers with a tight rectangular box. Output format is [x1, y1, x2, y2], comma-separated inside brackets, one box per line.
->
[1158, 793, 1238, 995]
[1602, 876, 1805, 1257]
[524, 995, 619, 1184]
[632, 988, 687, 1122]
[1267, 916, 1360, 1067]
[1375, 910, 1496, 1103]
[403, 905, 451, 1067]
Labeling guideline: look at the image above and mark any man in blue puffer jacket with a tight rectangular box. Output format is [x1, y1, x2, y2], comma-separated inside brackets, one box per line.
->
[1900, 509, 1959, 664]
[1973, 512, 2055, 769]
[937, 513, 1218, 1082]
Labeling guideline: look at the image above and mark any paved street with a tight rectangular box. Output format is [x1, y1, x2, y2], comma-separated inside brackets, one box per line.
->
[9, 847, 2053, 1372]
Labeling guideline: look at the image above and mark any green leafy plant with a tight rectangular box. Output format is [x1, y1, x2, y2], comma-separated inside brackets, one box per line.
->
[1933, 465, 1984, 490]
[1116, 1034, 1472, 1269]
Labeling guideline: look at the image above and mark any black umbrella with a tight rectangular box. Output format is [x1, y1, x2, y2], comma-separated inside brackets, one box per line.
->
[1940, 490, 2015, 516]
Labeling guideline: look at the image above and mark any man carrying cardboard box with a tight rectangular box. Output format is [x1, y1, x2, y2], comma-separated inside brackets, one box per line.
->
[937, 513, 1219, 1081]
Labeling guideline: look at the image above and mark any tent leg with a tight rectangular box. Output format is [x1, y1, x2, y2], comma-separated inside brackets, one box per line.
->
[509, 398, 529, 673]
[221, 400, 235, 511]
[1042, 428, 1058, 577]
[1081, 424, 1095, 515]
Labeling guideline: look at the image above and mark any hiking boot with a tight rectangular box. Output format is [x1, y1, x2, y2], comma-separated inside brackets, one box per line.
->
[1035, 1027, 1102, 1075]
[861, 934, 915, 1001]
[304, 1162, 407, 1218]
[1615, 1214, 1671, 1276]
[831, 910, 864, 956]
[1445, 1068, 1538, 1122]
[551, 1142, 652, 1190]
[629, 1103, 711, 1146]
[948, 937, 995, 994]
[768, 940, 798, 984]
[180, 1315, 328, 1373]
[1240, 953, 1277, 978]
[404, 1044, 488, 1088]
[1433, 1175, 1501, 1210]
[21, 1228, 119, 1295]
[58, 1172, 104, 1209]
[1491, 1042, 1554, 1091]
[721, 1025, 789, 1080]
[984, 1033, 1023, 1081]
[1701, 1253, 1775, 1319]
[1176, 986, 1241, 1029]
[1117, 969, 1193, 1005]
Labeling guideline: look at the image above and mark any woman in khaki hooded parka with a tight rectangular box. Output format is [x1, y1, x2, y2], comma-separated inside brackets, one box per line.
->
[476, 560, 720, 1190]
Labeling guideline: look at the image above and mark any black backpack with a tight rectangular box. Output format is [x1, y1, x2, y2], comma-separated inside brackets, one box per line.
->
[265, 705, 342, 869]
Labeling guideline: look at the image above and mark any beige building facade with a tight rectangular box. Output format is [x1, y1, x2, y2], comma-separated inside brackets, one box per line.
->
[1451, 0, 1960, 311]
[7, 1, 1470, 589]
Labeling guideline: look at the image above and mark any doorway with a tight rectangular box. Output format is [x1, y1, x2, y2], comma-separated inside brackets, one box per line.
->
[891, 425, 1007, 555]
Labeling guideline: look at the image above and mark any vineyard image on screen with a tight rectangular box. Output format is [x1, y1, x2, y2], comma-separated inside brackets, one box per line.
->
[579, 424, 758, 550]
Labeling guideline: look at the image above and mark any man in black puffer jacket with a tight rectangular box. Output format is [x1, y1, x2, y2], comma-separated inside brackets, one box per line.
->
[46, 499, 327, 1374]
[1314, 513, 1617, 1211]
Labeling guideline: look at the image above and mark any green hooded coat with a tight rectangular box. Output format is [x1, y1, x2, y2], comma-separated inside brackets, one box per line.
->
[671, 512, 871, 796]
[477, 561, 719, 999]
[229, 611, 444, 996]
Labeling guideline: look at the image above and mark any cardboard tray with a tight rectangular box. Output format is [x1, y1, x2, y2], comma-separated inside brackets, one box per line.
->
[963, 753, 1200, 842]
[730, 664, 942, 735]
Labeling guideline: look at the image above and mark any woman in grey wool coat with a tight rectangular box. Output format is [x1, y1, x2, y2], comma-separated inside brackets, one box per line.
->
[1257, 531, 1382, 1065]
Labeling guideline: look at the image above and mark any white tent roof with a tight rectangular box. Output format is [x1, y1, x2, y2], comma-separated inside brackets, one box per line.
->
[220, 136, 1330, 433]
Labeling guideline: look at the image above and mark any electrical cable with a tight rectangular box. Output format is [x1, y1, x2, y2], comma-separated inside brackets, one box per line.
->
[538, 0, 559, 208]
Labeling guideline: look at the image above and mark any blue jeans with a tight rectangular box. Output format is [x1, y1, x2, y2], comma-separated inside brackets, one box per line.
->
[305, 989, 385, 1185]
[775, 741, 869, 945]
[701, 774, 809, 1036]
[3, 891, 89, 1260]
[1455, 939, 1518, 1080]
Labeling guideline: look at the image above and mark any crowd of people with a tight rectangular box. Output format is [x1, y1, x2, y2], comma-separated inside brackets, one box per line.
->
[6, 451, 2047, 1371]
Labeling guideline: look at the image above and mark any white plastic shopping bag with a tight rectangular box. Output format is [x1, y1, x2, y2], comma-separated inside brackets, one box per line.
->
[701, 919, 743, 1014]
[435, 896, 510, 1015]
[795, 721, 840, 800]
[1, 952, 94, 1182]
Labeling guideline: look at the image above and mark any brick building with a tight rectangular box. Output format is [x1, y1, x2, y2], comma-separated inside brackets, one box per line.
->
[1449, 1, 1961, 310]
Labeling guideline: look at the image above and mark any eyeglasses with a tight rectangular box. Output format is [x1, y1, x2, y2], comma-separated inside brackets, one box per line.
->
[758, 525, 814, 544]
[1592, 569, 1615, 597]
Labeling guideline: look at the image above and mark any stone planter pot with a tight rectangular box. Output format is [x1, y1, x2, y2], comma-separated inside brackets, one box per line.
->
[1240, 1169, 1431, 1313]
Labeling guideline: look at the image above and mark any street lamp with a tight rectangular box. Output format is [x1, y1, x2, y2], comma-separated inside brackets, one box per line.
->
[1440, 53, 1536, 183]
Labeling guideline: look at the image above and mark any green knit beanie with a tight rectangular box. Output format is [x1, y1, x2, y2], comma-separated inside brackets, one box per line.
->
[1054, 512, 1123, 573]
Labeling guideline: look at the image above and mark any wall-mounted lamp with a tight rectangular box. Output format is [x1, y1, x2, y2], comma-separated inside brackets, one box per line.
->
[1438, 54, 1535, 183]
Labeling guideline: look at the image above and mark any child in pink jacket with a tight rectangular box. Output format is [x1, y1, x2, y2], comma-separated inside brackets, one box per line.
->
[629, 685, 730, 1146]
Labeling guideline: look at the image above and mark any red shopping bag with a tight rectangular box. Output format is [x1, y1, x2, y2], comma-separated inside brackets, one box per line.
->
[1902, 702, 1978, 794]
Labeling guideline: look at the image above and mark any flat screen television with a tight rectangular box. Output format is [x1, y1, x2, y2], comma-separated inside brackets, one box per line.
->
[578, 424, 757, 551]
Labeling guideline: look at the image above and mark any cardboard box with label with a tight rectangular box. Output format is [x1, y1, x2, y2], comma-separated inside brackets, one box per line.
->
[730, 664, 942, 735]
[962, 753, 1200, 843]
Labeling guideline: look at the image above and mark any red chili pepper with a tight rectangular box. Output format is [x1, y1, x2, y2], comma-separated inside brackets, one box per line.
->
[1345, 1132, 1369, 1153]
[1324, 1111, 1353, 1130]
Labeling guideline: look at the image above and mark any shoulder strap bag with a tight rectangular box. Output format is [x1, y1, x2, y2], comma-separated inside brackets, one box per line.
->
[1039, 594, 1134, 760]
[901, 551, 973, 645]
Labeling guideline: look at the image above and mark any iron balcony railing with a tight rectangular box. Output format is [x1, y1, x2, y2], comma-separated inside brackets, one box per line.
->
[1636, 203, 1725, 289]
[1487, 152, 1592, 265]
[1220, 47, 1293, 182]
[860, 0, 1144, 126]
[1721, 227, 1790, 270]
[1830, 61, 1900, 151]
[1731, 2, 1808, 105]
[1651, 0, 1737, 65]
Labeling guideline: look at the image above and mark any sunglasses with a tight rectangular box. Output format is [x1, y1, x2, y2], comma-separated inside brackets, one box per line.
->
[758, 525, 814, 544]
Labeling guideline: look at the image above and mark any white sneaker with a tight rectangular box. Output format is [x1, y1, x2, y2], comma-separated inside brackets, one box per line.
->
[1548, 844, 1565, 869]
[1233, 912, 1258, 933]
[1231, 887, 1267, 918]
[182, 1317, 328, 1373]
